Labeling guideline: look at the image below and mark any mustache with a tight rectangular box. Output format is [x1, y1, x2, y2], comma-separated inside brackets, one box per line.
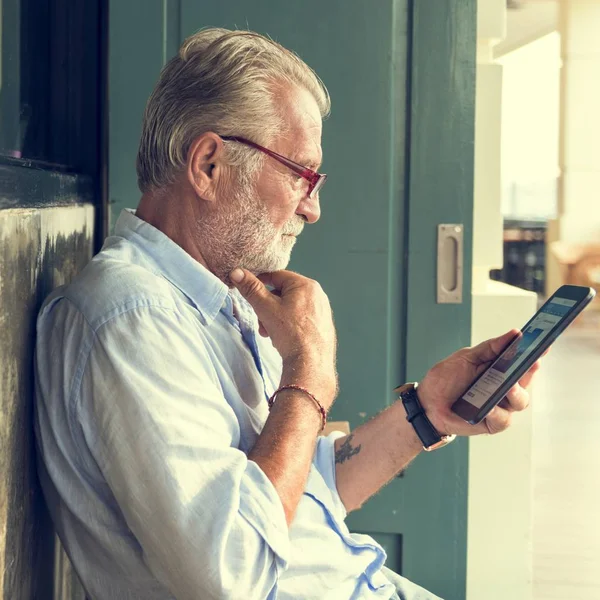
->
[282, 218, 305, 237]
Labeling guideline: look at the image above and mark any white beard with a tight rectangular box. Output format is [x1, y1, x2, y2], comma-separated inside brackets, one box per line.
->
[197, 177, 304, 281]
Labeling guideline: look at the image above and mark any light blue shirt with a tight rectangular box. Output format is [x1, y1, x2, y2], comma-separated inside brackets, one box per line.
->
[34, 209, 434, 600]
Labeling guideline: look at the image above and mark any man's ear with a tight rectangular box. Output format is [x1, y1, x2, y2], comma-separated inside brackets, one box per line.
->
[186, 132, 225, 202]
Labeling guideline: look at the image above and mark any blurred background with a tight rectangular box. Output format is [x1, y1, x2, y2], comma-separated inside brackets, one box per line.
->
[478, 4, 600, 600]
[491, 2, 600, 305]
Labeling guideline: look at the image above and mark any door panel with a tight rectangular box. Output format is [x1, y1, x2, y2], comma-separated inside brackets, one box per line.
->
[0, 188, 94, 600]
[400, 3, 475, 597]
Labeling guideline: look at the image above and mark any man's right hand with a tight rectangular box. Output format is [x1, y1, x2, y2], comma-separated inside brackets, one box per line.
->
[230, 268, 338, 408]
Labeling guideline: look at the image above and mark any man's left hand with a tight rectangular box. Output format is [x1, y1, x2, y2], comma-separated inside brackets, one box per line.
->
[417, 329, 544, 437]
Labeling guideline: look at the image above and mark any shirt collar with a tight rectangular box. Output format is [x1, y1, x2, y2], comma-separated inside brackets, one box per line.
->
[113, 209, 229, 324]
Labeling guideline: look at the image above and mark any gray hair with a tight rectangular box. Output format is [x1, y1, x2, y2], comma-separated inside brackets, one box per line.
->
[136, 28, 331, 194]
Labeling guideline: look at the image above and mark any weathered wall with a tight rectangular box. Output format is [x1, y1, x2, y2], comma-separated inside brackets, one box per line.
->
[0, 204, 94, 600]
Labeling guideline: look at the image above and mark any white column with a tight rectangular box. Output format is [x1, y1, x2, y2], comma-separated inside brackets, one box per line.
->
[467, 2, 538, 600]
[547, 0, 600, 293]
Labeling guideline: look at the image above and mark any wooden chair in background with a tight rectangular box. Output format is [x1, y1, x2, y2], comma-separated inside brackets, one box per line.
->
[551, 241, 600, 323]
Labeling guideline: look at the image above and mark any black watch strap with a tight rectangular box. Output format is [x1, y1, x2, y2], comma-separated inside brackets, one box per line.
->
[397, 383, 443, 449]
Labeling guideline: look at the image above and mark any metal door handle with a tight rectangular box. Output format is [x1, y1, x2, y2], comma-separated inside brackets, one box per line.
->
[437, 224, 463, 304]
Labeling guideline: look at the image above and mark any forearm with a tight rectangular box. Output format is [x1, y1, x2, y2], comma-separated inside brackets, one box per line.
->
[248, 362, 336, 526]
[334, 399, 423, 512]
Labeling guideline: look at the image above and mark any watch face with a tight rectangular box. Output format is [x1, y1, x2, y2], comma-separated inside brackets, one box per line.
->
[394, 383, 414, 396]
[424, 434, 457, 452]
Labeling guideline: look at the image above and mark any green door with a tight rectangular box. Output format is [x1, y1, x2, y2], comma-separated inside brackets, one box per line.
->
[109, 1, 475, 598]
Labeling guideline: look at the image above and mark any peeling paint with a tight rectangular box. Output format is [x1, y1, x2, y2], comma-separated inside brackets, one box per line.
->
[40, 205, 94, 250]
[0, 204, 93, 599]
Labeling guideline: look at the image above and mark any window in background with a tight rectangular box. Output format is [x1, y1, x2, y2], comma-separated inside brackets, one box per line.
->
[491, 32, 561, 295]
[499, 32, 561, 221]
[0, 0, 102, 174]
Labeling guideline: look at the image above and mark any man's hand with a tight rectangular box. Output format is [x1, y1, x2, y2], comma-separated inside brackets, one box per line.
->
[333, 329, 543, 513]
[230, 267, 338, 524]
[230, 267, 338, 406]
[417, 329, 543, 436]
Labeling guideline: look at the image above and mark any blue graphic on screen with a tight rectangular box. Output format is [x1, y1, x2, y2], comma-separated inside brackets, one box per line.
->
[461, 297, 576, 409]
[493, 327, 544, 374]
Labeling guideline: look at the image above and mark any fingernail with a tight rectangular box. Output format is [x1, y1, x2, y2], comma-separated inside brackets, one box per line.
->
[230, 268, 245, 283]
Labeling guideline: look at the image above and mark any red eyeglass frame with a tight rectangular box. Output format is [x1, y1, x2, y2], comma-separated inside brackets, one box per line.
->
[220, 135, 327, 199]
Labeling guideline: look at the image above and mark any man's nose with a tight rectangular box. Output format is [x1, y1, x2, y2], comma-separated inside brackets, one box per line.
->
[296, 194, 321, 224]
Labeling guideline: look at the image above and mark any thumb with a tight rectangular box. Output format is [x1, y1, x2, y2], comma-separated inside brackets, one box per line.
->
[469, 329, 521, 364]
[230, 268, 277, 316]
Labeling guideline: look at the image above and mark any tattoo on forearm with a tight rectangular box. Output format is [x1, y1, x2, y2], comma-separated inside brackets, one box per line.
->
[335, 434, 362, 464]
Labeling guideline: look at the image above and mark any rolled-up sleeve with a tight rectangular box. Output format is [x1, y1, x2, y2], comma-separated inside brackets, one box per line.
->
[313, 431, 348, 522]
[78, 304, 289, 600]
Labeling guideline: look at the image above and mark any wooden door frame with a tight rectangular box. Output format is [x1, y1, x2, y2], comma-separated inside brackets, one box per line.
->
[402, 1, 476, 597]
[349, 3, 476, 599]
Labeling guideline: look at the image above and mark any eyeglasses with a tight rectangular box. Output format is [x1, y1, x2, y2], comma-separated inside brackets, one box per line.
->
[220, 135, 327, 199]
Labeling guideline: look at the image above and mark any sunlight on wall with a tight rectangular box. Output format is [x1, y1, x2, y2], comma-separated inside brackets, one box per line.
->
[499, 33, 561, 219]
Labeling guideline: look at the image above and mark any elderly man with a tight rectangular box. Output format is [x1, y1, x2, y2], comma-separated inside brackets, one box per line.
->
[35, 28, 537, 600]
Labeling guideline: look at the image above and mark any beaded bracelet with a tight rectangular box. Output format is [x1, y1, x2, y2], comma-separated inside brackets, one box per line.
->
[268, 384, 327, 432]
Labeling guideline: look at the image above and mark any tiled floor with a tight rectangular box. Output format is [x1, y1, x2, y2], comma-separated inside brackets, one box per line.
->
[533, 312, 600, 600]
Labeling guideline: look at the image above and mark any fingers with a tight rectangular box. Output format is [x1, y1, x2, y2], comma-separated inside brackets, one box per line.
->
[501, 383, 530, 412]
[518, 359, 541, 389]
[256, 270, 299, 292]
[481, 382, 530, 435]
[230, 268, 278, 316]
[468, 329, 521, 365]
[484, 406, 513, 434]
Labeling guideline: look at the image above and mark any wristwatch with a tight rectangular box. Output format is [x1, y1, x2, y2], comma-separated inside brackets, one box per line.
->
[394, 383, 456, 452]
